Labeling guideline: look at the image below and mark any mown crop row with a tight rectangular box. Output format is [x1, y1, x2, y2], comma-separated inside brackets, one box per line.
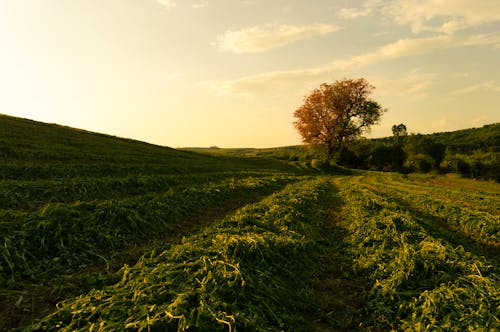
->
[339, 178, 499, 331]
[358, 174, 500, 246]
[0, 171, 279, 211]
[30, 178, 332, 331]
[371, 173, 500, 215]
[0, 175, 296, 288]
[0, 157, 298, 181]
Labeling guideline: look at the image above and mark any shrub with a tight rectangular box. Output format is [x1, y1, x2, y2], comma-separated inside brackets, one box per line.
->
[404, 154, 433, 173]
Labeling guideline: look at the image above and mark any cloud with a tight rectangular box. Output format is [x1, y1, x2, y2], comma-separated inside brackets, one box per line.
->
[335, 33, 500, 69]
[199, 66, 332, 98]
[201, 32, 500, 99]
[156, 0, 176, 10]
[450, 81, 500, 95]
[338, 7, 372, 19]
[337, 0, 381, 19]
[339, 0, 500, 34]
[212, 23, 342, 54]
[386, 0, 500, 34]
[192, 1, 208, 9]
[372, 71, 437, 100]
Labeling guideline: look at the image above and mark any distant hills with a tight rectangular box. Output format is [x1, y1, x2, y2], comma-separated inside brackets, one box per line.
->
[423, 123, 500, 153]
[375, 123, 500, 154]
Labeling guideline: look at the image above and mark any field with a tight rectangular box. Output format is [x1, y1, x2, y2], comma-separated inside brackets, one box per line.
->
[1, 115, 499, 331]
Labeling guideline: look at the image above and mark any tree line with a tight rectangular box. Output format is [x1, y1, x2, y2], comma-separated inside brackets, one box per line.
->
[291, 78, 499, 181]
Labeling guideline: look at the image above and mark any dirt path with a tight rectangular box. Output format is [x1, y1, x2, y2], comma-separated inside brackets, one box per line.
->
[310, 181, 371, 331]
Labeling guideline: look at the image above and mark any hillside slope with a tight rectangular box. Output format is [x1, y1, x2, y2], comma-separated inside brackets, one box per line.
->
[0, 114, 305, 329]
[373, 123, 500, 153]
[0, 114, 297, 177]
[427, 123, 500, 153]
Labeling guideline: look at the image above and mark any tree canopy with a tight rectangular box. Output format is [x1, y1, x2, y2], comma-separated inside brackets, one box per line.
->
[293, 78, 384, 159]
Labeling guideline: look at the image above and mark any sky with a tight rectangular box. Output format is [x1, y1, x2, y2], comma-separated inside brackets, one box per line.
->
[0, 0, 499, 148]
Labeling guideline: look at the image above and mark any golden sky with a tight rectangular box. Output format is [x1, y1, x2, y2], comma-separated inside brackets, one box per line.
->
[1, 0, 499, 147]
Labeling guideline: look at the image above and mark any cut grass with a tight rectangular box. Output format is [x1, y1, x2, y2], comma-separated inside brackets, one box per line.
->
[30, 178, 333, 331]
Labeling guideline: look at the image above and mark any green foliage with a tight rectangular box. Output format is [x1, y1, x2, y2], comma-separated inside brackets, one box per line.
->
[405, 135, 446, 168]
[392, 123, 408, 146]
[404, 153, 434, 173]
[441, 152, 500, 180]
[429, 123, 500, 154]
[371, 143, 406, 171]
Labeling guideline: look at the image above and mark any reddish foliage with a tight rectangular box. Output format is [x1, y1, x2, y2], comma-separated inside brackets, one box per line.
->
[294, 78, 384, 158]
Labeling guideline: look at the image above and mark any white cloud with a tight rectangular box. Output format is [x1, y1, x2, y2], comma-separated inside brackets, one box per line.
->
[202, 33, 499, 98]
[372, 71, 437, 100]
[212, 23, 342, 54]
[338, 7, 372, 19]
[337, 0, 382, 19]
[156, 0, 176, 10]
[386, 0, 500, 34]
[192, 1, 208, 9]
[450, 81, 500, 95]
[339, 0, 500, 34]
[331, 33, 500, 70]
[198, 66, 331, 99]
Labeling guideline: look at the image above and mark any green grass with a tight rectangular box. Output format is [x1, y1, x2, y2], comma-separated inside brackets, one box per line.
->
[30, 178, 333, 331]
[336, 175, 499, 331]
[1, 114, 499, 331]
[0, 114, 300, 177]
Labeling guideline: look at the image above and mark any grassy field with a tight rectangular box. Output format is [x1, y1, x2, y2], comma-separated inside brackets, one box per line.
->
[1, 114, 499, 331]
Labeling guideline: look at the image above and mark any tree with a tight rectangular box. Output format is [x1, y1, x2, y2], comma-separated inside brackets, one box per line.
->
[406, 135, 446, 169]
[371, 143, 406, 171]
[392, 123, 407, 146]
[293, 78, 384, 160]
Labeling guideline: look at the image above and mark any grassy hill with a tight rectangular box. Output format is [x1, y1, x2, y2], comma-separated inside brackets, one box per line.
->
[0, 114, 308, 329]
[0, 114, 300, 179]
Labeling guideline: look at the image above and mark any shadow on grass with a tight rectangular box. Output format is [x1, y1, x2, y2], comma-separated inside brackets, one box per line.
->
[389, 194, 499, 265]
[309, 181, 371, 331]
